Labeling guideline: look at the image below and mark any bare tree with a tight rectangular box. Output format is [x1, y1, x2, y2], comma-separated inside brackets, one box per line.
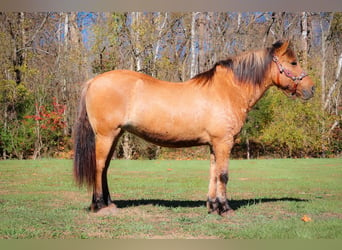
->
[301, 12, 309, 67]
[320, 13, 334, 107]
[190, 12, 200, 78]
[130, 12, 143, 72]
[153, 12, 169, 76]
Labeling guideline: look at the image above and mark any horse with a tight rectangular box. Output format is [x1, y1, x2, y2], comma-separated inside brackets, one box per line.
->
[73, 40, 314, 216]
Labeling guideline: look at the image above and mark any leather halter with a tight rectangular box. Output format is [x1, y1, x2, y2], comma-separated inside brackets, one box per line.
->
[272, 56, 308, 95]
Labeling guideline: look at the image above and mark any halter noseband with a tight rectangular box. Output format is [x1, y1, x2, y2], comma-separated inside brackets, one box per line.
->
[272, 56, 308, 95]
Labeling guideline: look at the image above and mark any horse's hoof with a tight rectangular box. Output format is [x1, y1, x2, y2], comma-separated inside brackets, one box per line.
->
[208, 208, 234, 217]
[220, 209, 235, 217]
[93, 204, 119, 216]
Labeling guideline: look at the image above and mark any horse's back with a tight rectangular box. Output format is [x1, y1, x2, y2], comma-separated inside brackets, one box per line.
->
[85, 70, 177, 130]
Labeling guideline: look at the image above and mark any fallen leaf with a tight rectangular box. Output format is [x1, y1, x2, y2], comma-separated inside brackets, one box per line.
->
[301, 215, 312, 222]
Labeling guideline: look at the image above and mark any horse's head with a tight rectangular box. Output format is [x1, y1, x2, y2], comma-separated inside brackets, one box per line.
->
[271, 40, 314, 100]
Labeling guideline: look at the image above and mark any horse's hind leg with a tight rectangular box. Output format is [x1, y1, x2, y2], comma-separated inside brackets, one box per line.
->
[91, 129, 121, 213]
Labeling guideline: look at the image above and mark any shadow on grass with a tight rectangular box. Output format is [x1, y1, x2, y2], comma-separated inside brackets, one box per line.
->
[114, 197, 308, 210]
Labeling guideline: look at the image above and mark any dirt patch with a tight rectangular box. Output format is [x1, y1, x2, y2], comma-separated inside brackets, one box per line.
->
[138, 234, 219, 239]
[321, 212, 342, 219]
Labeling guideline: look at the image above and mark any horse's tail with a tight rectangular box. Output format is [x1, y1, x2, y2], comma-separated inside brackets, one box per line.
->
[73, 81, 96, 188]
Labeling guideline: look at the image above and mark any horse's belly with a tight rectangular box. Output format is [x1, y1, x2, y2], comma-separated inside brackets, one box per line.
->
[123, 122, 210, 148]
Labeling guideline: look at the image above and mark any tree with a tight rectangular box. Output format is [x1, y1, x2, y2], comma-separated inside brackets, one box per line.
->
[0, 12, 49, 159]
[0, 12, 89, 159]
[0, 11, 340, 159]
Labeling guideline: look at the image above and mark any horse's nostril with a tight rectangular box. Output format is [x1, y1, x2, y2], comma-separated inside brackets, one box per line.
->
[302, 88, 314, 100]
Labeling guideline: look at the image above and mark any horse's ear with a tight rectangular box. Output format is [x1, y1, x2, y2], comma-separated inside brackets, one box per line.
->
[273, 40, 290, 56]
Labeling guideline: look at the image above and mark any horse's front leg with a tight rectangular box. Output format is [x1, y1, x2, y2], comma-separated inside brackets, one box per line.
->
[207, 141, 233, 216]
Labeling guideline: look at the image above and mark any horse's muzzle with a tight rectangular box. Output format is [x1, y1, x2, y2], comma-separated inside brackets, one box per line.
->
[301, 86, 315, 100]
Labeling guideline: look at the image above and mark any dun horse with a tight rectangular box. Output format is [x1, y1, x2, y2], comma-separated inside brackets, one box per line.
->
[73, 41, 314, 215]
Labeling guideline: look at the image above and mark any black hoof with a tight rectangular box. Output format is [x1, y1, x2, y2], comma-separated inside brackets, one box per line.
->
[93, 203, 119, 216]
[90, 195, 113, 212]
[207, 198, 233, 216]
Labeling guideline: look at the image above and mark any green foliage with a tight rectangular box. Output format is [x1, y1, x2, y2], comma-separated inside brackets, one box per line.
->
[328, 12, 342, 47]
[0, 79, 34, 159]
[236, 77, 340, 159]
[0, 79, 32, 116]
[90, 13, 127, 74]
[0, 119, 35, 159]
[260, 88, 325, 157]
[241, 93, 273, 141]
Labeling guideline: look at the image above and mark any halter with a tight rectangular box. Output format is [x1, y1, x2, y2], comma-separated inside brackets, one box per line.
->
[272, 56, 308, 95]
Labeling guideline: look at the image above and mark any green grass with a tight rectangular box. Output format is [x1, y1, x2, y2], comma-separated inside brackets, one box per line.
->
[0, 158, 341, 239]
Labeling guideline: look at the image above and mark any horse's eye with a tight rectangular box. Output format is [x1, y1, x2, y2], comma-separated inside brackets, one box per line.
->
[291, 61, 297, 66]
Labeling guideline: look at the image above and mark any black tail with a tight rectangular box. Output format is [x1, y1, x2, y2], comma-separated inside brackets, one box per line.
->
[73, 83, 96, 188]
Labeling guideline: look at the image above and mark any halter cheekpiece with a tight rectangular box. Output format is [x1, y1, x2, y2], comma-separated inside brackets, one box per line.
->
[272, 56, 308, 96]
[272, 56, 308, 82]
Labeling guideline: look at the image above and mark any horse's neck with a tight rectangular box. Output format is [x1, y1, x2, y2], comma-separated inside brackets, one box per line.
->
[237, 80, 271, 111]
[211, 62, 272, 111]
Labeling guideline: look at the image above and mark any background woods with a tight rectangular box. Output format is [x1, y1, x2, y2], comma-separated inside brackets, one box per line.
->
[0, 12, 341, 160]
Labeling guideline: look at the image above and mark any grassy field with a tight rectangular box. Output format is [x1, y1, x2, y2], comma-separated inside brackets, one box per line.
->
[0, 158, 341, 239]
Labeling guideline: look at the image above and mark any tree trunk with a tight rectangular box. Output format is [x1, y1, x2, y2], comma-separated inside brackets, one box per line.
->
[237, 12, 242, 32]
[320, 13, 333, 107]
[64, 13, 69, 48]
[32, 103, 42, 160]
[246, 137, 250, 160]
[320, 20, 327, 107]
[319, 13, 334, 157]
[130, 12, 143, 72]
[190, 12, 200, 78]
[122, 133, 133, 160]
[324, 52, 342, 111]
[198, 12, 206, 72]
[301, 12, 308, 67]
[153, 12, 168, 77]
[10, 12, 26, 84]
